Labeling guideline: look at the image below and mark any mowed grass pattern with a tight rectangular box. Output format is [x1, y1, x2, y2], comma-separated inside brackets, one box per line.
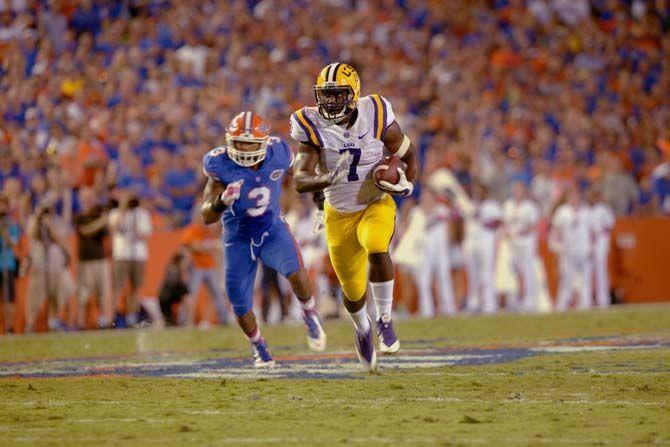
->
[1, 304, 669, 446]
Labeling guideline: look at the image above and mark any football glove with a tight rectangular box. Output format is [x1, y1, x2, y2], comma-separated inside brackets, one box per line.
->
[221, 180, 243, 207]
[377, 168, 413, 197]
[327, 152, 350, 186]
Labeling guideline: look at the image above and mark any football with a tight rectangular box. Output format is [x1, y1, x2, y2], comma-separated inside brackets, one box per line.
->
[373, 155, 403, 187]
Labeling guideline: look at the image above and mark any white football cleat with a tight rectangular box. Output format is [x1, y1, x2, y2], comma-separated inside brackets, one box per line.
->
[303, 311, 327, 352]
[354, 319, 378, 372]
[252, 340, 276, 368]
[377, 315, 400, 354]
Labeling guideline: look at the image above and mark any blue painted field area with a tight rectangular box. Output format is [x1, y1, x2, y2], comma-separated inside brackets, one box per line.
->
[2, 335, 667, 380]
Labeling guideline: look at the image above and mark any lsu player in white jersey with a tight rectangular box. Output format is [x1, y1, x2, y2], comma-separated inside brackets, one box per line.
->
[290, 63, 418, 371]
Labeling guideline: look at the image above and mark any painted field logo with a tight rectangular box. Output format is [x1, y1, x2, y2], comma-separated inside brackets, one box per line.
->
[0, 336, 666, 381]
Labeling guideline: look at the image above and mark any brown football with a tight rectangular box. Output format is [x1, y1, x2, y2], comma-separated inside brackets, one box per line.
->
[373, 155, 402, 187]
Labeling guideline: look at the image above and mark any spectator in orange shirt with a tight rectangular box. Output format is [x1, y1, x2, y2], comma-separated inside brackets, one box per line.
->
[180, 209, 228, 327]
[75, 126, 108, 188]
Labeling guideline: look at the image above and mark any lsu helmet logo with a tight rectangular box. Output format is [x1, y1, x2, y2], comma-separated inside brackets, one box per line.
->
[314, 63, 361, 122]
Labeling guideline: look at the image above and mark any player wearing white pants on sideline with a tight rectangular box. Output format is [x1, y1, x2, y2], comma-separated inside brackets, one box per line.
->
[588, 189, 615, 308]
[395, 189, 455, 318]
[463, 184, 503, 314]
[503, 182, 540, 312]
[551, 188, 594, 311]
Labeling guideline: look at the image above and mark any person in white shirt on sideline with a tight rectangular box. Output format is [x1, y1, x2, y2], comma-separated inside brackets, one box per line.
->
[530, 159, 560, 218]
[503, 181, 541, 312]
[109, 192, 152, 328]
[550, 187, 594, 311]
[25, 200, 74, 332]
[416, 188, 456, 317]
[463, 183, 503, 314]
[587, 187, 615, 308]
[395, 188, 456, 318]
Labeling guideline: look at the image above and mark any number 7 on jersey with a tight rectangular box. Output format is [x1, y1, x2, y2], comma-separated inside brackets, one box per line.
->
[339, 148, 361, 182]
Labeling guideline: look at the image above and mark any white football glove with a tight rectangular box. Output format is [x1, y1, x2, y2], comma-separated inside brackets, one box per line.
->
[377, 168, 414, 197]
[220, 180, 243, 207]
[312, 210, 325, 234]
[327, 152, 350, 185]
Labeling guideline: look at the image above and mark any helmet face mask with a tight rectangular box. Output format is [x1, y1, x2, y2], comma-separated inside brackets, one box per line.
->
[225, 111, 270, 167]
[226, 136, 268, 167]
[314, 85, 355, 122]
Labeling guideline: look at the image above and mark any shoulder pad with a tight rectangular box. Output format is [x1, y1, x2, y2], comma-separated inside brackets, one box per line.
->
[267, 137, 294, 169]
[290, 107, 324, 147]
[202, 146, 229, 183]
[366, 94, 395, 140]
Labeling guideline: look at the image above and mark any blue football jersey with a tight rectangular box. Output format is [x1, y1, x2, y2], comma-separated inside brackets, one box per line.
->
[203, 137, 294, 240]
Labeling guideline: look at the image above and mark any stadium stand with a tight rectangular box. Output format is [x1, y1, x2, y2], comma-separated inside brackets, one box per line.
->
[0, 0, 668, 332]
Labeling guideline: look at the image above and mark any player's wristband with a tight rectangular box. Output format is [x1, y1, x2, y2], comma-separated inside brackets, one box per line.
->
[211, 194, 227, 213]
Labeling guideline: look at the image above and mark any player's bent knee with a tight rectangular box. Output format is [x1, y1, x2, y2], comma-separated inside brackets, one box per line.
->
[368, 250, 390, 260]
[232, 302, 252, 317]
[360, 231, 392, 255]
[342, 281, 366, 303]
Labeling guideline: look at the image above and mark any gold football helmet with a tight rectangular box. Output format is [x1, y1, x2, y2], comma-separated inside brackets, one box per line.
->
[314, 63, 361, 122]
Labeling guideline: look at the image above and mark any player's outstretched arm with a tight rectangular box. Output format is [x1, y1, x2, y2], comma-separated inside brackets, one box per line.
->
[293, 142, 347, 193]
[201, 177, 227, 225]
[382, 121, 418, 183]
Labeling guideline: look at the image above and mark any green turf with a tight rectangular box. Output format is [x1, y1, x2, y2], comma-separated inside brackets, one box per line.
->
[1, 304, 669, 446]
[3, 304, 669, 362]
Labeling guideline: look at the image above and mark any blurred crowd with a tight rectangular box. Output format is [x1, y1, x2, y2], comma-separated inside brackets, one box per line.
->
[0, 0, 669, 331]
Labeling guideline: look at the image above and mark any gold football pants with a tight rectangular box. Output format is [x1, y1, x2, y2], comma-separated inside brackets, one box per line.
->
[324, 194, 396, 301]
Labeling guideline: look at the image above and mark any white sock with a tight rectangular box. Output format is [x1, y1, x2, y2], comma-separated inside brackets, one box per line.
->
[299, 297, 316, 313]
[370, 280, 394, 320]
[348, 306, 371, 334]
[245, 327, 262, 344]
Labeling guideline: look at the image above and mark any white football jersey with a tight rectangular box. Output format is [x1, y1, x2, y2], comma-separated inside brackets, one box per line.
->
[290, 95, 395, 212]
[464, 199, 502, 247]
[551, 203, 593, 256]
[424, 203, 450, 243]
[589, 202, 615, 237]
[503, 199, 539, 239]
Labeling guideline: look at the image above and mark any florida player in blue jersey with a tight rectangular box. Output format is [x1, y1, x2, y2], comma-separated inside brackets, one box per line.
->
[201, 111, 327, 367]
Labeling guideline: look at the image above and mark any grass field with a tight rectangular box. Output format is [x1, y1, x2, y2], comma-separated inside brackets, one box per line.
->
[1, 304, 669, 446]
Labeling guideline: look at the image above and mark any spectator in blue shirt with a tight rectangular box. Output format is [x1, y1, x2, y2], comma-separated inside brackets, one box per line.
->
[0, 195, 20, 333]
[70, 0, 102, 37]
[636, 176, 656, 216]
[115, 153, 149, 193]
[164, 151, 198, 226]
[652, 162, 670, 215]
